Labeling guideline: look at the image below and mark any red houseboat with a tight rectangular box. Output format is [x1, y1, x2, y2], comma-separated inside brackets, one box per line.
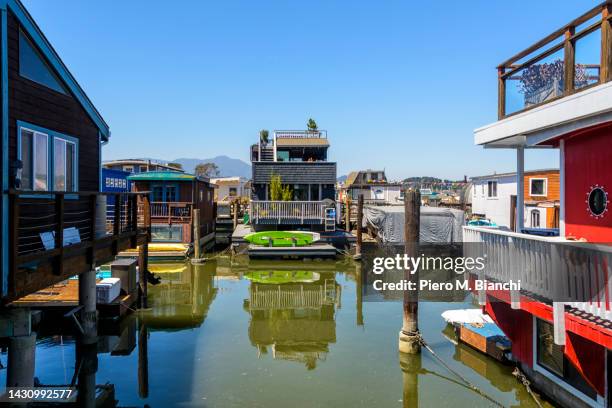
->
[466, 3, 612, 407]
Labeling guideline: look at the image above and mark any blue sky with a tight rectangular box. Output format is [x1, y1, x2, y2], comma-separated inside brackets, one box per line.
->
[22, 0, 600, 180]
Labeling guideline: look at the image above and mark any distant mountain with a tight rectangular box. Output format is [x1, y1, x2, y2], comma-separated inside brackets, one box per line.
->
[337, 175, 347, 183]
[173, 155, 251, 178]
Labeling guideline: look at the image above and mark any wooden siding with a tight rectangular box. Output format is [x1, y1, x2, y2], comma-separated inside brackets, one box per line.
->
[7, 11, 100, 192]
[252, 162, 336, 184]
[523, 170, 560, 202]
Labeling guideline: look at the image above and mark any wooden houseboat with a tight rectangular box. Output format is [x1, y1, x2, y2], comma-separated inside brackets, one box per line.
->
[341, 169, 403, 204]
[249, 130, 337, 231]
[466, 3, 612, 406]
[0, 0, 149, 304]
[129, 171, 215, 248]
[471, 169, 560, 230]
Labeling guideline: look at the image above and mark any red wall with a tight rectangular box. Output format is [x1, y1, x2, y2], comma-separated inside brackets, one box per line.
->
[564, 127, 612, 242]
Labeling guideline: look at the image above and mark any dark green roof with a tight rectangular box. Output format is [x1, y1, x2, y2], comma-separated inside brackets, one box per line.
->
[128, 171, 197, 182]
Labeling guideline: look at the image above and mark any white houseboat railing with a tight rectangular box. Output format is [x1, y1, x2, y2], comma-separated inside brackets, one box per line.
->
[250, 201, 327, 224]
[463, 226, 612, 324]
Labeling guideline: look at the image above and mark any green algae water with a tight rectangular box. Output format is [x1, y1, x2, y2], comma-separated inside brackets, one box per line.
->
[0, 247, 552, 407]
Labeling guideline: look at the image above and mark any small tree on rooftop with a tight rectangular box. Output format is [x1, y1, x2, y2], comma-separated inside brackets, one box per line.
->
[195, 162, 219, 178]
[259, 129, 269, 145]
[307, 118, 318, 132]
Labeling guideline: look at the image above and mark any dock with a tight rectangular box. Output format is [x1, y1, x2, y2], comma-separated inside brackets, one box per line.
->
[12, 280, 137, 319]
[247, 243, 338, 259]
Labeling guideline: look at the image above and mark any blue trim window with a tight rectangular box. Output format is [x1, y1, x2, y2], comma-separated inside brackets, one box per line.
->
[18, 30, 67, 94]
[18, 122, 78, 192]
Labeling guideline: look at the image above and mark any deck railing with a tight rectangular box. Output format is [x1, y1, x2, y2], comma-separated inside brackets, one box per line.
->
[250, 200, 327, 224]
[139, 201, 192, 223]
[248, 281, 338, 310]
[498, 2, 612, 118]
[463, 226, 612, 322]
[274, 130, 327, 139]
[7, 190, 151, 302]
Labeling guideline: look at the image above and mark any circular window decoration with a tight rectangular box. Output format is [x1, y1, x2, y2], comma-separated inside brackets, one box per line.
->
[585, 185, 609, 218]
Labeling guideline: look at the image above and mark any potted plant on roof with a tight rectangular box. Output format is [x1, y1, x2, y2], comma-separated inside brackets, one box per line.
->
[307, 118, 318, 136]
[260, 129, 269, 146]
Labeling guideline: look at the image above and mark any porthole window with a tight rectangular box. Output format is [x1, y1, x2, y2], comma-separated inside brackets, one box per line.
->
[586, 186, 609, 218]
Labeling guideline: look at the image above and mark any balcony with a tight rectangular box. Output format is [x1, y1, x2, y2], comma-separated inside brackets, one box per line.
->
[464, 226, 612, 342]
[250, 201, 327, 225]
[274, 130, 327, 139]
[8, 190, 150, 303]
[142, 202, 193, 224]
[498, 2, 612, 119]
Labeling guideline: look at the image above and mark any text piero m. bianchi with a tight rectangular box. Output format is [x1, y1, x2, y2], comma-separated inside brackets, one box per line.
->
[371, 254, 521, 292]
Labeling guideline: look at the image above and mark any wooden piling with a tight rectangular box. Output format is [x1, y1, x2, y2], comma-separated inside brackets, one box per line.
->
[355, 194, 363, 259]
[138, 319, 149, 398]
[138, 195, 150, 309]
[399, 189, 421, 354]
[344, 196, 351, 231]
[233, 200, 239, 230]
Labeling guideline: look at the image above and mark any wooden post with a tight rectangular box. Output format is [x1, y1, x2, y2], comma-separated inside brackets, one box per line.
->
[139, 195, 150, 309]
[497, 67, 506, 119]
[193, 208, 201, 259]
[601, 4, 612, 83]
[344, 196, 351, 231]
[233, 200, 238, 230]
[54, 194, 65, 276]
[356, 194, 363, 259]
[399, 189, 421, 354]
[563, 26, 575, 94]
[510, 195, 517, 232]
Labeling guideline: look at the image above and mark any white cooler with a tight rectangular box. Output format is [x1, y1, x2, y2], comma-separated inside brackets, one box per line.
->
[96, 277, 121, 304]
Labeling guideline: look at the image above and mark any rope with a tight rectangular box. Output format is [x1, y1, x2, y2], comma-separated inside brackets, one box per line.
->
[512, 367, 543, 408]
[415, 333, 507, 408]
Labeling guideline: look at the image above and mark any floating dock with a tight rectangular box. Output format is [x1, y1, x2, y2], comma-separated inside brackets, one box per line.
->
[247, 243, 338, 259]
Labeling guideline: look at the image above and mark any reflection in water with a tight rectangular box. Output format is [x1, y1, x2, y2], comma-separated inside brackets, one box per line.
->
[243, 268, 341, 370]
[143, 262, 218, 330]
[0, 248, 546, 407]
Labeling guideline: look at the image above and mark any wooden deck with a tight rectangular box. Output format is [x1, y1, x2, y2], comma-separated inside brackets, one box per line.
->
[12, 279, 137, 318]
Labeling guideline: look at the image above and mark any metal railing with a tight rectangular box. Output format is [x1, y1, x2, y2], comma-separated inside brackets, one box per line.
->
[463, 226, 612, 321]
[274, 130, 327, 139]
[7, 190, 151, 301]
[250, 200, 327, 224]
[498, 2, 612, 118]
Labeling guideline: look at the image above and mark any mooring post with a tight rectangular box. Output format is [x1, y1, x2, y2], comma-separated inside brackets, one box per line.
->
[233, 200, 239, 230]
[355, 262, 364, 326]
[193, 208, 201, 260]
[356, 194, 363, 258]
[79, 269, 97, 345]
[399, 189, 421, 354]
[6, 309, 35, 389]
[344, 196, 351, 231]
[138, 195, 150, 309]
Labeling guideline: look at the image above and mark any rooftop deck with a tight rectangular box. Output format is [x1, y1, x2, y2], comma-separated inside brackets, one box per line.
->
[498, 2, 612, 120]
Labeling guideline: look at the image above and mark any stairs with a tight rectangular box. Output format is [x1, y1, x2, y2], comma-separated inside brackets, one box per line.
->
[260, 146, 274, 161]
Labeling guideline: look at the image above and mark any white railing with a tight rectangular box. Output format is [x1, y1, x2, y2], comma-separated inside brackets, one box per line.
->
[464, 226, 612, 322]
[274, 130, 327, 139]
[250, 200, 327, 224]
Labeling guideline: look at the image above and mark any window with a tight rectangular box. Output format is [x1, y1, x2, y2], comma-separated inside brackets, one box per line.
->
[123, 166, 134, 173]
[531, 210, 541, 228]
[487, 181, 497, 198]
[229, 187, 237, 197]
[19, 31, 67, 94]
[536, 319, 597, 400]
[53, 138, 76, 191]
[151, 186, 164, 202]
[277, 151, 289, 162]
[530, 178, 547, 196]
[19, 125, 78, 192]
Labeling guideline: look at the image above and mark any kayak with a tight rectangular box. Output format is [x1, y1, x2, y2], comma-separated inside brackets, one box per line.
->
[245, 270, 320, 284]
[244, 231, 317, 247]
